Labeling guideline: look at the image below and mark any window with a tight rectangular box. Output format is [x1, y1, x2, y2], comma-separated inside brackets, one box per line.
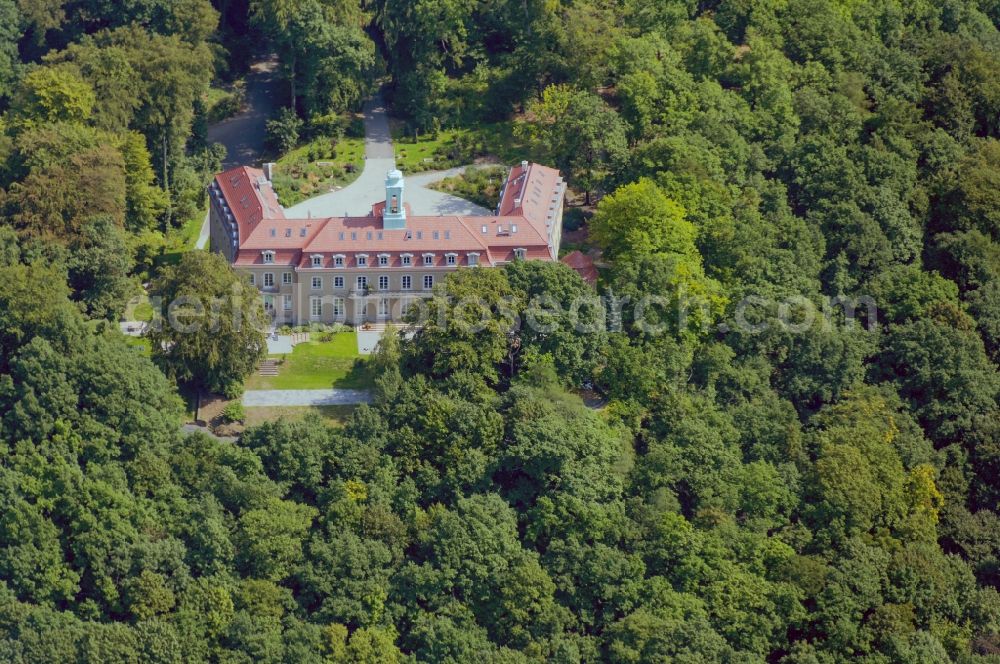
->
[333, 297, 344, 318]
[351, 232, 357, 240]
[263, 273, 274, 287]
[467, 253, 479, 266]
[366, 231, 373, 240]
[406, 230, 412, 239]
[357, 276, 368, 291]
[378, 298, 389, 317]
[377, 231, 383, 240]
[356, 254, 367, 267]
[378, 275, 389, 291]
[311, 276, 322, 290]
[416, 231, 423, 240]
[401, 275, 412, 290]
[269, 228, 276, 237]
[248, 273, 255, 286]
[282, 272, 292, 284]
[513, 248, 527, 260]
[334, 276, 344, 289]
[423, 254, 434, 266]
[400, 298, 411, 317]
[432, 230, 439, 240]
[444, 230, 450, 240]
[338, 232, 345, 240]
[283, 295, 292, 310]
[310, 297, 322, 319]
[262, 251, 275, 264]
[401, 254, 412, 266]
[285, 228, 291, 237]
[481, 225, 487, 234]
[378, 254, 389, 266]
[311, 255, 322, 267]
[334, 254, 345, 267]
[423, 274, 434, 290]
[511, 224, 518, 234]
[445, 254, 457, 266]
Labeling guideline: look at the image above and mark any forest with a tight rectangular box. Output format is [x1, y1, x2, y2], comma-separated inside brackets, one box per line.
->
[1, 0, 1000, 662]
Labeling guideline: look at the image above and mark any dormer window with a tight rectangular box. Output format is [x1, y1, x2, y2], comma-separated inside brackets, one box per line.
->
[339, 232, 345, 240]
[432, 230, 439, 240]
[416, 231, 423, 240]
[269, 228, 276, 237]
[310, 254, 323, 267]
[262, 250, 275, 264]
[423, 253, 434, 266]
[511, 224, 518, 234]
[378, 253, 390, 266]
[513, 248, 527, 260]
[481, 225, 487, 234]
[333, 254, 345, 267]
[467, 252, 479, 266]
[300, 228, 307, 237]
[285, 228, 291, 237]
[445, 253, 457, 266]
[444, 230, 450, 239]
[356, 254, 368, 267]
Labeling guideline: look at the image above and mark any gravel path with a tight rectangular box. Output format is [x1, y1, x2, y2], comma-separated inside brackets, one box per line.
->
[208, 57, 281, 168]
[199, 56, 282, 249]
[243, 389, 372, 407]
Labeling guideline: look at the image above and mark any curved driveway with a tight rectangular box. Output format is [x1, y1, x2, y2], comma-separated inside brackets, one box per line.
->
[283, 94, 490, 218]
[200, 84, 490, 248]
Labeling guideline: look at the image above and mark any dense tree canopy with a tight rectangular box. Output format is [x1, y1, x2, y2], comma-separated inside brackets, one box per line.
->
[0, 0, 998, 662]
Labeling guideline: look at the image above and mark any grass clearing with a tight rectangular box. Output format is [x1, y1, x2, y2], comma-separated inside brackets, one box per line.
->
[244, 405, 355, 428]
[245, 333, 372, 390]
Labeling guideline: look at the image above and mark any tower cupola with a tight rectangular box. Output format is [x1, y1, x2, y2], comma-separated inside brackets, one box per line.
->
[383, 169, 406, 229]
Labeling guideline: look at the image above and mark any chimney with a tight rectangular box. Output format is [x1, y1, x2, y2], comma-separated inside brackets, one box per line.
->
[264, 162, 275, 181]
[520, 160, 528, 170]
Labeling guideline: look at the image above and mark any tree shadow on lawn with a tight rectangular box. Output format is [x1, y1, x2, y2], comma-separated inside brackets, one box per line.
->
[333, 358, 375, 390]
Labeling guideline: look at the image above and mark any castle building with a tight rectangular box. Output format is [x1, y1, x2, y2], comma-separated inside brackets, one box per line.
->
[208, 162, 566, 325]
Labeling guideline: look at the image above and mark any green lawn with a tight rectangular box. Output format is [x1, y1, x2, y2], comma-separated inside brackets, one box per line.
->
[244, 405, 355, 428]
[155, 204, 207, 271]
[245, 333, 373, 390]
[272, 136, 366, 207]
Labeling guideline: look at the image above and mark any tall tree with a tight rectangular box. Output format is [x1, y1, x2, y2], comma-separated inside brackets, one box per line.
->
[147, 251, 267, 395]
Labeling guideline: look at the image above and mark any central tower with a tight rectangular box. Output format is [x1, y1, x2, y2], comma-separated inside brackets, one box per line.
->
[383, 169, 406, 229]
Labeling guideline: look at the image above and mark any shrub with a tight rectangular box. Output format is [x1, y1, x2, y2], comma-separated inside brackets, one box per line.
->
[222, 381, 245, 400]
[220, 401, 245, 424]
[266, 108, 303, 154]
[563, 207, 587, 232]
[309, 113, 347, 140]
[346, 117, 365, 138]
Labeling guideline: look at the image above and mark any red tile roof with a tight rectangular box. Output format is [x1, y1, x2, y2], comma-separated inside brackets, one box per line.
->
[561, 250, 599, 285]
[216, 162, 564, 269]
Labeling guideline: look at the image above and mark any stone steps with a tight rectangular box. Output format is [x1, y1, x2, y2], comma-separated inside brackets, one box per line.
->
[258, 359, 279, 376]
